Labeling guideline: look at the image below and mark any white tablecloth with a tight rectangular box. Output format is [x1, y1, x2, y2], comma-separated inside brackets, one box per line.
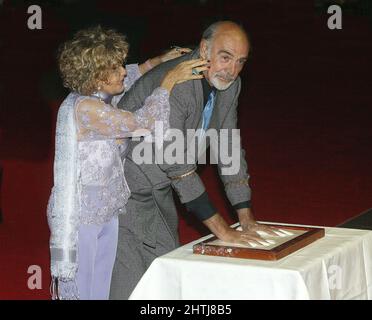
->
[129, 223, 372, 300]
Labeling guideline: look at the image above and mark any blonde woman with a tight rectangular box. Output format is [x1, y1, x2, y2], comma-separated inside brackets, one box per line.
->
[47, 25, 208, 300]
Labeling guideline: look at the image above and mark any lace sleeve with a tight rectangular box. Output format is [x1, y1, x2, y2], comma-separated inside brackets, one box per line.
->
[124, 64, 142, 91]
[75, 88, 170, 139]
[132, 87, 170, 134]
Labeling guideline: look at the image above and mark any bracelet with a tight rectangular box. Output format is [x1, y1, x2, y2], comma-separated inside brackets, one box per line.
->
[171, 168, 197, 181]
[224, 178, 249, 189]
[145, 59, 153, 71]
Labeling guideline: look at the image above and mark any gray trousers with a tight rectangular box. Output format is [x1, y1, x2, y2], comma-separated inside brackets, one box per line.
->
[109, 161, 179, 300]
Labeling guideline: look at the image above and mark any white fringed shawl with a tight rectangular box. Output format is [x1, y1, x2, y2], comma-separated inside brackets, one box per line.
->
[47, 93, 80, 299]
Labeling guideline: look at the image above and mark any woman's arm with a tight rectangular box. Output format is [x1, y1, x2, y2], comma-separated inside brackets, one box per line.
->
[76, 95, 164, 139]
[138, 47, 191, 75]
[76, 59, 209, 139]
[111, 47, 192, 107]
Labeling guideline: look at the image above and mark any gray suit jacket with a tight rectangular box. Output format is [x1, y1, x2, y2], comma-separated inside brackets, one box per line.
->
[118, 49, 251, 228]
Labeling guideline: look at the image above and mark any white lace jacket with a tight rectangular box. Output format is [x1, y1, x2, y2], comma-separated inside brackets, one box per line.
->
[47, 64, 170, 289]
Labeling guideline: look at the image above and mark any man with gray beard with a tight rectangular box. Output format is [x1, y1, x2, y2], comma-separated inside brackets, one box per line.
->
[110, 21, 281, 299]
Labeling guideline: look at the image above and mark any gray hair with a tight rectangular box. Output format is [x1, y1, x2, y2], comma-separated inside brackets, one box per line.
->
[202, 20, 249, 42]
[202, 21, 223, 42]
[201, 21, 251, 57]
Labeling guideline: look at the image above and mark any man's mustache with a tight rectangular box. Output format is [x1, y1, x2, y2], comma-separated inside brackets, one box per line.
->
[214, 71, 235, 82]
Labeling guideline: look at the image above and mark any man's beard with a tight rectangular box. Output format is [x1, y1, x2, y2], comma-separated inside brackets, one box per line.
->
[209, 71, 235, 91]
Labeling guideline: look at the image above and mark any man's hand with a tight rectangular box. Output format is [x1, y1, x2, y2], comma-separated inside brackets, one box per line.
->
[203, 212, 273, 246]
[220, 228, 275, 247]
[237, 207, 289, 237]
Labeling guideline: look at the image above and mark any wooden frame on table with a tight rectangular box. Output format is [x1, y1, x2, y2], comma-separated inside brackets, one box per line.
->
[193, 224, 325, 261]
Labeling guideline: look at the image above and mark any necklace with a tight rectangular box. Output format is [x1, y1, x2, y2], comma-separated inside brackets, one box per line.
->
[91, 91, 112, 104]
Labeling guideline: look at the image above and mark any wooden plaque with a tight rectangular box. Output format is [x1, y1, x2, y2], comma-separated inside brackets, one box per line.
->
[193, 224, 325, 261]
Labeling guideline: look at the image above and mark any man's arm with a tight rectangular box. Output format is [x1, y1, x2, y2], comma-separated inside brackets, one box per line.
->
[158, 87, 266, 244]
[214, 79, 281, 236]
[214, 78, 254, 225]
[159, 84, 274, 244]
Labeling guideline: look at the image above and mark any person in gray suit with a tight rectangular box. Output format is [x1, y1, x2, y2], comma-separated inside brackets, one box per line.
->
[110, 21, 280, 299]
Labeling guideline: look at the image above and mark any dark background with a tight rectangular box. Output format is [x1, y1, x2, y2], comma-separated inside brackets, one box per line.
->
[0, 0, 371, 299]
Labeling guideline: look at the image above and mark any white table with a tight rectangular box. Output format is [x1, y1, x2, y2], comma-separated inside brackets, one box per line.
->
[129, 223, 372, 300]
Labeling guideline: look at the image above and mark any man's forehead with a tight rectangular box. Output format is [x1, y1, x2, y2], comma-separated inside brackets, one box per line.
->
[213, 35, 249, 58]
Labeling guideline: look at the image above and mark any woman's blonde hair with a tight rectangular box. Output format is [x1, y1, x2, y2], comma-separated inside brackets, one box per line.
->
[58, 25, 129, 95]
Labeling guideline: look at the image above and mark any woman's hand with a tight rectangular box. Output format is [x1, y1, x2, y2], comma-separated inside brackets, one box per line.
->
[160, 47, 192, 63]
[160, 58, 209, 93]
[139, 47, 192, 75]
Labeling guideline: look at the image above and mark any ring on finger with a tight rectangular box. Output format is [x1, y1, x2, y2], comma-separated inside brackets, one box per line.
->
[192, 68, 200, 75]
[171, 45, 181, 52]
